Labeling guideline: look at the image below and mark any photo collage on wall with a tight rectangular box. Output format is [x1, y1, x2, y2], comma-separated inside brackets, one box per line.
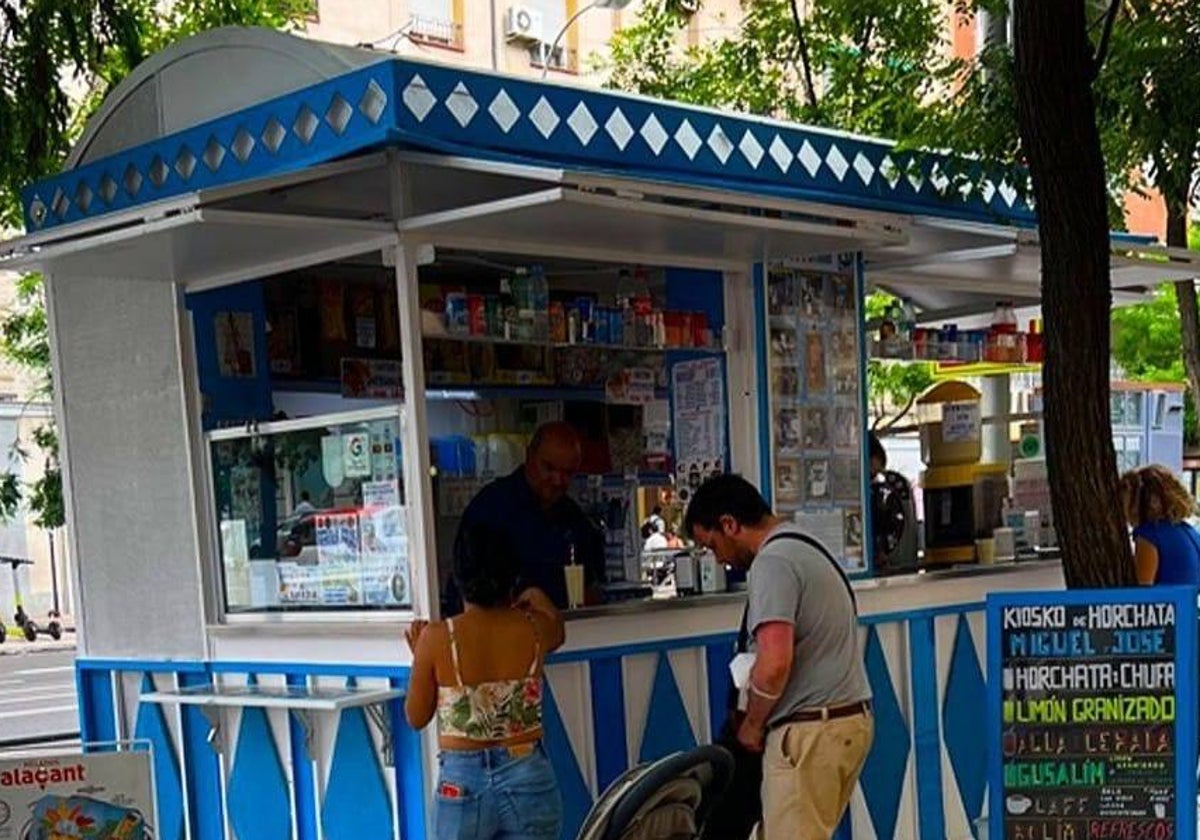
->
[767, 255, 865, 571]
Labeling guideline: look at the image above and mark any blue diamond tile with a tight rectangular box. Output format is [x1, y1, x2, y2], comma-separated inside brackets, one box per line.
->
[322, 680, 392, 840]
[134, 673, 184, 840]
[859, 627, 910, 840]
[227, 676, 291, 840]
[943, 615, 987, 833]
[639, 653, 698, 764]
[542, 678, 592, 840]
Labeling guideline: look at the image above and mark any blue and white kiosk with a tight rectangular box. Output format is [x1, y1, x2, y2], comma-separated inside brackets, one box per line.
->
[4, 26, 1198, 840]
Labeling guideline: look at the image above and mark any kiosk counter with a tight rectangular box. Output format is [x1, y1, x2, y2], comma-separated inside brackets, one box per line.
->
[6, 25, 1193, 840]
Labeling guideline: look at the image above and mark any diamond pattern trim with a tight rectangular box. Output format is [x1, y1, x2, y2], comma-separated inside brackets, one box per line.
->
[675, 119, 702, 161]
[149, 155, 169, 187]
[403, 75, 437, 123]
[489, 90, 520, 133]
[567, 102, 598, 146]
[358, 79, 388, 124]
[529, 96, 561, 139]
[262, 118, 287, 154]
[606, 107, 634, 150]
[294, 104, 319, 144]
[445, 82, 479, 128]
[739, 130, 765, 169]
[22, 60, 1034, 233]
[232, 128, 255, 163]
[943, 614, 988, 831]
[707, 124, 734, 165]
[859, 626, 910, 840]
[769, 135, 792, 173]
[640, 114, 668, 156]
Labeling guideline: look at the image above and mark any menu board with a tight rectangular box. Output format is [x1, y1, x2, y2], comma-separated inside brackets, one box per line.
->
[987, 588, 1197, 840]
[765, 253, 866, 571]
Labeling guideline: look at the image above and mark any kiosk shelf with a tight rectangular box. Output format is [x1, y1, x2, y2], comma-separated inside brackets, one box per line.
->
[142, 684, 404, 764]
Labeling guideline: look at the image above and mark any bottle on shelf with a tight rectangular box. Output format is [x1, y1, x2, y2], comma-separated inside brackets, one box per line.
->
[512, 267, 533, 341]
[499, 276, 517, 341]
[530, 264, 549, 341]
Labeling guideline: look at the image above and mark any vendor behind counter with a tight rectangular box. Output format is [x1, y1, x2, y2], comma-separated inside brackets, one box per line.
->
[442, 422, 605, 614]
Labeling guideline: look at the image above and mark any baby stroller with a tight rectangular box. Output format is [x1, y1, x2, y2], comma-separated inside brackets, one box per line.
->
[577, 745, 734, 840]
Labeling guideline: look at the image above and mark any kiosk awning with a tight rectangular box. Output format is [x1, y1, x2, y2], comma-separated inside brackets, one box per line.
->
[866, 218, 1200, 320]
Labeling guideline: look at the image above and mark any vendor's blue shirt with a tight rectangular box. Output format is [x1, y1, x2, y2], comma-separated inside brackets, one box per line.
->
[1134, 520, 1200, 586]
[445, 468, 605, 613]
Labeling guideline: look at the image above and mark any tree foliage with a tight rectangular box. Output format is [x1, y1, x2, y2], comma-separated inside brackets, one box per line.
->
[0, 0, 309, 529]
[606, 0, 958, 138]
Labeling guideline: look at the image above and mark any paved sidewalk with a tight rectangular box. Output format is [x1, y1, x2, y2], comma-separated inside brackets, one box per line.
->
[0, 636, 77, 656]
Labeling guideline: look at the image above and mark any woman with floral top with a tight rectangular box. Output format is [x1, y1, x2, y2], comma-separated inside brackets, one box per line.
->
[406, 521, 565, 840]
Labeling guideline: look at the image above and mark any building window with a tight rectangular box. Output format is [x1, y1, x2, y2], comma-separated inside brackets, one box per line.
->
[408, 0, 465, 50]
[527, 0, 579, 73]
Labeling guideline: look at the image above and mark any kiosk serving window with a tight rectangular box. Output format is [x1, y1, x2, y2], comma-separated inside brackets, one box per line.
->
[187, 256, 412, 616]
[209, 408, 410, 613]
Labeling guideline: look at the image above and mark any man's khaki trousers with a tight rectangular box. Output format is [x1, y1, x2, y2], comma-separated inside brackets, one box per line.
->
[757, 711, 874, 840]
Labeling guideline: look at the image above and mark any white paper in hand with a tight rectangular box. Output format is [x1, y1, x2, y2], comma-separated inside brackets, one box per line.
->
[729, 652, 756, 712]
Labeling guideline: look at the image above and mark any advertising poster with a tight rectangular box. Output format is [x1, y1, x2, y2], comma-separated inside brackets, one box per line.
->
[672, 358, 727, 502]
[0, 748, 156, 840]
[315, 512, 361, 605]
[360, 481, 410, 606]
[342, 432, 372, 479]
[370, 420, 401, 484]
[215, 311, 256, 379]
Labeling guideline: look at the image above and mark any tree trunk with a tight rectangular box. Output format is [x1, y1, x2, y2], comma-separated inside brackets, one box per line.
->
[1166, 203, 1200, 446]
[1012, 1, 1133, 587]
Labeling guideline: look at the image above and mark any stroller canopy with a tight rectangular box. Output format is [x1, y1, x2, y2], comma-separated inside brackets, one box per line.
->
[577, 745, 734, 840]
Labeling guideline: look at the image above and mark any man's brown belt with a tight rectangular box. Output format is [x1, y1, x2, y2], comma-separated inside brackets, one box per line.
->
[779, 699, 872, 724]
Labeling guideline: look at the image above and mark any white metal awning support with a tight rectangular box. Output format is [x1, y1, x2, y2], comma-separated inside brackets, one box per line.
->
[0, 207, 396, 289]
[397, 186, 906, 271]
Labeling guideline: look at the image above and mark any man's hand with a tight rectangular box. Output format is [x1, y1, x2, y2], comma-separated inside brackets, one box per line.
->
[404, 620, 428, 653]
[737, 717, 766, 753]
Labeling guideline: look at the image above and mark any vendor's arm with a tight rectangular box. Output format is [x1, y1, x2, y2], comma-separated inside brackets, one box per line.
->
[404, 621, 442, 729]
[1134, 536, 1159, 586]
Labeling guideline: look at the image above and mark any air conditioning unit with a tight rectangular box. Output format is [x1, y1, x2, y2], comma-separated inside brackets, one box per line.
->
[505, 5, 545, 43]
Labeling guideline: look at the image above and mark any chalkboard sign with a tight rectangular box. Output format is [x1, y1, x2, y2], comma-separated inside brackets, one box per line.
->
[987, 587, 1197, 840]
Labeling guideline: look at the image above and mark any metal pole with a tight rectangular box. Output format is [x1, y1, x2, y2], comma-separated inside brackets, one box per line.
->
[541, 1, 598, 79]
[48, 529, 59, 615]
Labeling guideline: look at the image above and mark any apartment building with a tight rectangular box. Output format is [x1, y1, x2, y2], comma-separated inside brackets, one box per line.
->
[305, 0, 742, 84]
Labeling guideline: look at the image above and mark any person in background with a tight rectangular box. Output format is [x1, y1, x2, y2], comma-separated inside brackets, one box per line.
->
[406, 521, 565, 840]
[686, 474, 872, 840]
[1118, 464, 1200, 586]
[446, 422, 605, 613]
[293, 490, 317, 516]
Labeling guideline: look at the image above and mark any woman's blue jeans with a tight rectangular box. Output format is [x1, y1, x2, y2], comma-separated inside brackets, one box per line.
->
[436, 743, 563, 840]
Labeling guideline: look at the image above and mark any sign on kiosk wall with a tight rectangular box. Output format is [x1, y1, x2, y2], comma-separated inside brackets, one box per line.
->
[987, 587, 1197, 840]
[0, 744, 157, 840]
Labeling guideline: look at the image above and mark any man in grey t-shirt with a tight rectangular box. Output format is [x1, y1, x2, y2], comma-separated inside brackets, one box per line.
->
[685, 475, 872, 840]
